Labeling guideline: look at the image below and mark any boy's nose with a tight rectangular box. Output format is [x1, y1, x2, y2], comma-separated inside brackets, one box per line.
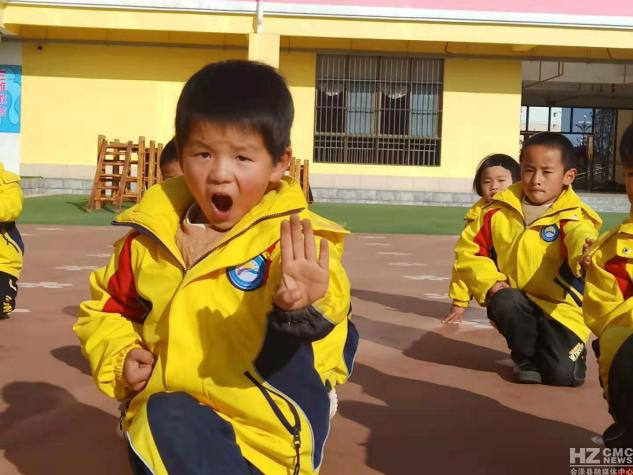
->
[208, 159, 232, 183]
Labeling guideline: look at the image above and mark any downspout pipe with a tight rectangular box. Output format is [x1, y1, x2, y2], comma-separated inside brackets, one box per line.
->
[256, 0, 264, 33]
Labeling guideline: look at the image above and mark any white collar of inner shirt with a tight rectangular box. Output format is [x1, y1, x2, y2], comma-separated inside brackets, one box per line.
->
[183, 203, 209, 230]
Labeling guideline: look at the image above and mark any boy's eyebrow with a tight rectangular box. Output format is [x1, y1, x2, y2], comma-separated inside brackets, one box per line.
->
[233, 143, 260, 153]
[188, 139, 211, 148]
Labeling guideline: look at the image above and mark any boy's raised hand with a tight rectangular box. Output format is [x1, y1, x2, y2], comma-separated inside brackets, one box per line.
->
[274, 214, 330, 311]
[123, 348, 155, 392]
[580, 237, 594, 274]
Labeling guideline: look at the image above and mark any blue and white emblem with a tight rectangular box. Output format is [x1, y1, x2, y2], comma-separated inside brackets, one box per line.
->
[540, 225, 560, 242]
[227, 254, 267, 291]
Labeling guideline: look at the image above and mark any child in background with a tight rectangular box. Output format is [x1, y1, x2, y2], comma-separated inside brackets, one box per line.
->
[0, 162, 24, 320]
[74, 60, 358, 475]
[455, 132, 601, 385]
[443, 154, 520, 324]
[159, 138, 183, 181]
[584, 123, 633, 448]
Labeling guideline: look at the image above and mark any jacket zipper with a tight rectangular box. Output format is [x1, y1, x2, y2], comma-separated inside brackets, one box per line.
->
[245, 371, 302, 475]
[114, 207, 305, 271]
[0, 224, 20, 254]
[190, 207, 305, 268]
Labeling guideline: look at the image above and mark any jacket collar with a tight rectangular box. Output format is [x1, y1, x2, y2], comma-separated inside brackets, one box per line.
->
[490, 183, 602, 227]
[114, 176, 346, 272]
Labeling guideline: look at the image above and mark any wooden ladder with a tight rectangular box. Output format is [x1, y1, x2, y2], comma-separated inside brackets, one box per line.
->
[87, 136, 132, 212]
[143, 140, 163, 190]
[287, 157, 312, 203]
[117, 137, 146, 210]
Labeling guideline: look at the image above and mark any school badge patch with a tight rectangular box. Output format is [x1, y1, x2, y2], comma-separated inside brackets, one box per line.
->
[227, 254, 267, 291]
[540, 225, 560, 242]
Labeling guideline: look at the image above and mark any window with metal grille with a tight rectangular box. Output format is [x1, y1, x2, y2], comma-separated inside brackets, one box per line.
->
[314, 55, 443, 166]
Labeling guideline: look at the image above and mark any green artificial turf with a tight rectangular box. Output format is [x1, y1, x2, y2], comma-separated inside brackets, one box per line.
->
[18, 194, 629, 235]
[19, 194, 132, 226]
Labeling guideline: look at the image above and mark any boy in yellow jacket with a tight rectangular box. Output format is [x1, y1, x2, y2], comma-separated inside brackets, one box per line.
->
[0, 162, 24, 320]
[74, 61, 358, 475]
[584, 123, 633, 448]
[455, 132, 601, 385]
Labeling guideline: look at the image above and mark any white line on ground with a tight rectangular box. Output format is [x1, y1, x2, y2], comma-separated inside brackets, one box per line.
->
[423, 293, 449, 299]
[357, 236, 386, 240]
[377, 251, 411, 256]
[403, 275, 449, 281]
[88, 253, 112, 258]
[20, 282, 73, 289]
[496, 358, 514, 367]
[55, 265, 99, 271]
[364, 242, 391, 246]
[36, 227, 63, 231]
[389, 262, 427, 267]
[12, 308, 30, 313]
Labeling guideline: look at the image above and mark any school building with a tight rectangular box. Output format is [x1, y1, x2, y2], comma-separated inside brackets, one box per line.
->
[1, 1, 633, 206]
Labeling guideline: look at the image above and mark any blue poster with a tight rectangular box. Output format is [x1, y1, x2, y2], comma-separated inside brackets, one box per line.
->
[0, 65, 21, 133]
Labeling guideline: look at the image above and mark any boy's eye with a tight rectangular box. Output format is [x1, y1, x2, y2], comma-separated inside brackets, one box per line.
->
[237, 155, 252, 162]
[196, 152, 211, 159]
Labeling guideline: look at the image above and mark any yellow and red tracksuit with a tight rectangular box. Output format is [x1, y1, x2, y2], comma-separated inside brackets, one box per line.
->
[584, 219, 633, 397]
[0, 162, 24, 279]
[448, 198, 486, 308]
[455, 183, 601, 341]
[74, 176, 358, 475]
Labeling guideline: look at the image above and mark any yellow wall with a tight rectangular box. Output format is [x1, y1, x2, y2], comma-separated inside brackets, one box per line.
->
[279, 51, 316, 166]
[248, 33, 280, 68]
[441, 58, 522, 178]
[21, 43, 246, 173]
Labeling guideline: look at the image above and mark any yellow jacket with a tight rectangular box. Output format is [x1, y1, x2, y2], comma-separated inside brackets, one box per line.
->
[455, 183, 601, 340]
[74, 177, 358, 475]
[584, 218, 633, 397]
[449, 198, 486, 308]
[0, 163, 24, 278]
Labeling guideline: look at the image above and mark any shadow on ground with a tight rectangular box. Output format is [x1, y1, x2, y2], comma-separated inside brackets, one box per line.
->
[0, 382, 129, 475]
[51, 345, 91, 376]
[340, 363, 597, 475]
[352, 288, 461, 321]
[352, 314, 512, 379]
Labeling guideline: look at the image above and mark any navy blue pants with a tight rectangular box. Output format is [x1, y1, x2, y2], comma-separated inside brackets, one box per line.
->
[487, 288, 586, 387]
[128, 392, 263, 475]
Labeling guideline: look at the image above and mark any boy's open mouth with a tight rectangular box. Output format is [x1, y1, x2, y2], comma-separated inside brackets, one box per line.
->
[211, 193, 233, 214]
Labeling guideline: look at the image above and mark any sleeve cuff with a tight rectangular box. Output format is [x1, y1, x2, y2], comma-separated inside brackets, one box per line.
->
[268, 305, 336, 342]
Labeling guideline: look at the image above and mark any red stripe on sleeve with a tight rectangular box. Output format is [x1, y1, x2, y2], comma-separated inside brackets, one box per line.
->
[474, 208, 499, 258]
[604, 255, 633, 300]
[102, 232, 149, 322]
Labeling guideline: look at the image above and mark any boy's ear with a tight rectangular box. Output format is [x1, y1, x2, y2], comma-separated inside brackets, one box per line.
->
[271, 147, 292, 183]
[563, 168, 577, 186]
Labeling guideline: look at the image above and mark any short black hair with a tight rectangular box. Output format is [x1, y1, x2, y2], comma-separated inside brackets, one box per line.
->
[160, 138, 177, 168]
[473, 153, 520, 196]
[519, 132, 576, 171]
[620, 123, 633, 168]
[175, 60, 294, 164]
